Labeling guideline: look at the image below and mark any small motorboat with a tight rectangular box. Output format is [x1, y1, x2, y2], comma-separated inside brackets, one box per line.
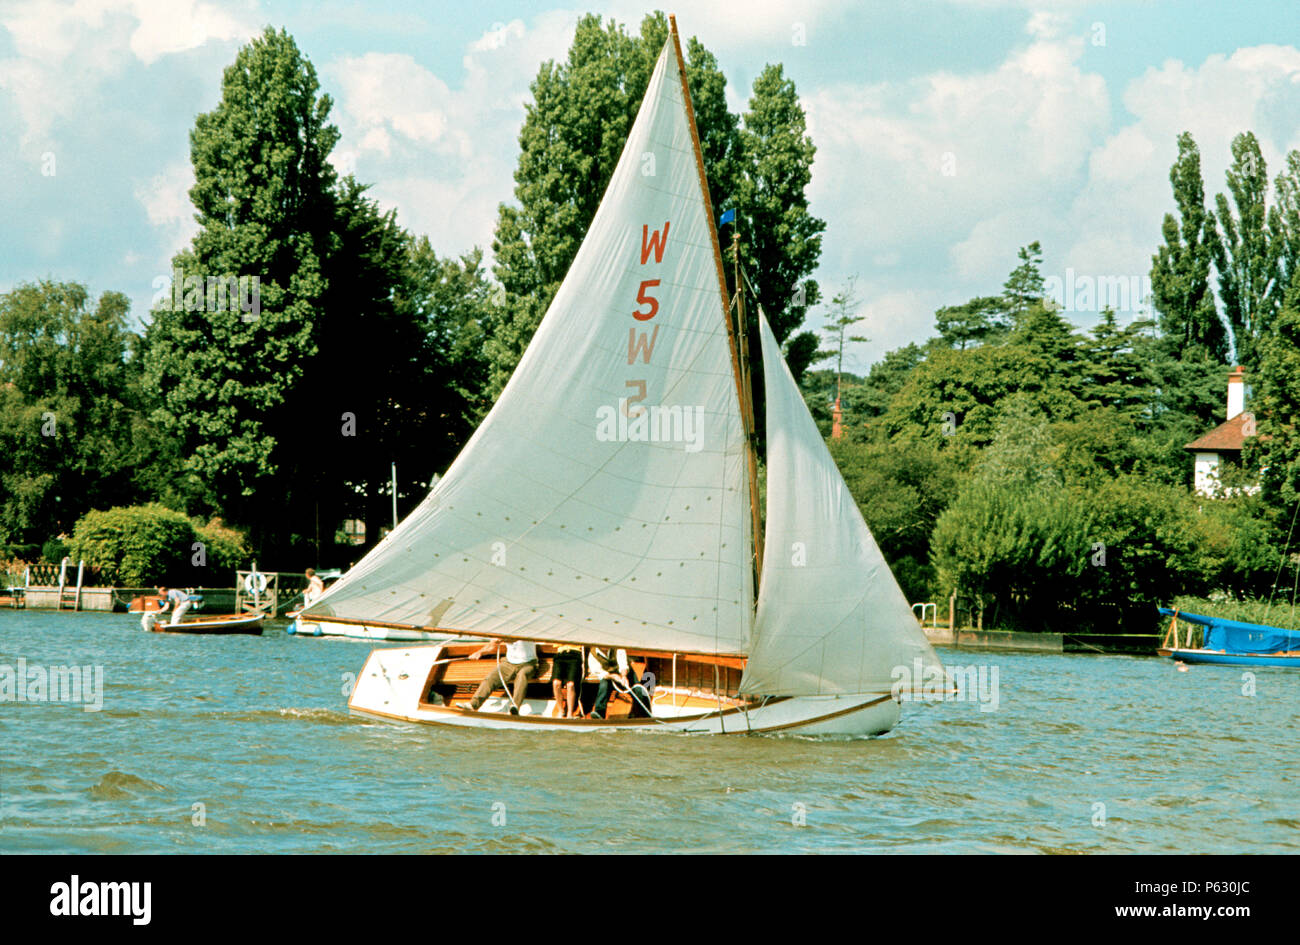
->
[129, 591, 203, 613]
[141, 611, 264, 635]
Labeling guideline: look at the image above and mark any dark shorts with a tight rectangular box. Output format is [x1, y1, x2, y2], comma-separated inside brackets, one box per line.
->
[553, 651, 582, 684]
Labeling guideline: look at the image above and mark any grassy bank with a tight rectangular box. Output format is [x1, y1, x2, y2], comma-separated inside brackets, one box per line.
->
[1171, 595, 1300, 632]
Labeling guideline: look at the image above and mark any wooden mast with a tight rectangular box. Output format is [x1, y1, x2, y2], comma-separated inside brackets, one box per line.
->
[732, 233, 763, 575]
[668, 15, 764, 590]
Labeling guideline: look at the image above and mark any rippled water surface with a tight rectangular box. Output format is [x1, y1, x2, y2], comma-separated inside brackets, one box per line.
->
[2, 611, 1297, 853]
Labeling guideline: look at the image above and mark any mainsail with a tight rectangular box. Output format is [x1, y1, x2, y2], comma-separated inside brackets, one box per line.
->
[740, 310, 944, 696]
[304, 37, 753, 656]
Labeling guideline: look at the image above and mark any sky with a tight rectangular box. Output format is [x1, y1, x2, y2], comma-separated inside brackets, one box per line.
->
[1, 0, 1298, 376]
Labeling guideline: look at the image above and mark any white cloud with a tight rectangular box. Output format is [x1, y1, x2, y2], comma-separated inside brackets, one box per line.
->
[1055, 43, 1300, 315]
[326, 11, 582, 258]
[125, 0, 257, 65]
[805, 27, 1108, 283]
[803, 20, 1300, 352]
[0, 0, 258, 148]
[134, 160, 198, 258]
[324, 2, 865, 261]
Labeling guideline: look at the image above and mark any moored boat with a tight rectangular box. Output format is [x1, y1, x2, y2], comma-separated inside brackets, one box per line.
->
[142, 612, 264, 635]
[1157, 607, 1300, 667]
[304, 17, 946, 736]
[287, 614, 454, 642]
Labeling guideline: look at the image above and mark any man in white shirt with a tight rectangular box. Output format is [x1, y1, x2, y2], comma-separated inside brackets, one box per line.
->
[587, 646, 651, 719]
[464, 638, 539, 714]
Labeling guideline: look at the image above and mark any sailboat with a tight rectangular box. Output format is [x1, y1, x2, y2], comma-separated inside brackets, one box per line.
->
[302, 17, 945, 735]
[1158, 608, 1300, 667]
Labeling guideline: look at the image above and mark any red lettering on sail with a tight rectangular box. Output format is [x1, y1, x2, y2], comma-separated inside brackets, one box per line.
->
[627, 325, 660, 364]
[633, 279, 660, 321]
[624, 379, 647, 416]
[640, 222, 671, 265]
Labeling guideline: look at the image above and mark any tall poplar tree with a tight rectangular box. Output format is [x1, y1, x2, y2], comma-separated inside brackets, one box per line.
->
[143, 27, 339, 548]
[734, 63, 826, 347]
[1212, 132, 1281, 367]
[1150, 132, 1227, 361]
[1271, 149, 1300, 299]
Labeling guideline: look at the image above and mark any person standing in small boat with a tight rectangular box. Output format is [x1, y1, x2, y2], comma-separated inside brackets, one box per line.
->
[159, 586, 191, 626]
[464, 639, 539, 714]
[588, 647, 651, 719]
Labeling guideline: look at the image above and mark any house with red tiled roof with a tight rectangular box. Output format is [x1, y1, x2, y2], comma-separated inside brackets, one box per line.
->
[1185, 366, 1258, 497]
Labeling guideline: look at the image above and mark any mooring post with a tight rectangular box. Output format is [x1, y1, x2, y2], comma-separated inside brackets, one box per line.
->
[57, 557, 68, 610]
[75, 560, 84, 611]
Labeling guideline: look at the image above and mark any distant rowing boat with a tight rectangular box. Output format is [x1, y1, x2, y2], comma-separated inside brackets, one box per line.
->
[1157, 608, 1300, 667]
[141, 612, 264, 635]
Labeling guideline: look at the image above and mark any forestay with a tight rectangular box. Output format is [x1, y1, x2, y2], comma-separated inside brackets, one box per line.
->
[304, 41, 753, 656]
[740, 310, 944, 696]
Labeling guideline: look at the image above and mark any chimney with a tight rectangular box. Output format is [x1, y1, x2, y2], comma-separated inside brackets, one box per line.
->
[1227, 366, 1245, 420]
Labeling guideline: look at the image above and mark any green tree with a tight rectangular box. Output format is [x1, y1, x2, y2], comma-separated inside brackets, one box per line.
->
[734, 62, 826, 345]
[931, 404, 1090, 630]
[814, 277, 867, 404]
[1002, 241, 1046, 324]
[0, 282, 159, 546]
[143, 27, 339, 551]
[396, 240, 494, 449]
[298, 178, 431, 555]
[934, 296, 1008, 350]
[857, 342, 925, 419]
[1077, 308, 1154, 416]
[1271, 150, 1300, 299]
[1212, 132, 1281, 367]
[1150, 132, 1228, 361]
[1248, 278, 1300, 509]
[1069, 475, 1213, 631]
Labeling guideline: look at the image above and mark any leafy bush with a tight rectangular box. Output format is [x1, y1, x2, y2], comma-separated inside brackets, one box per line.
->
[193, 517, 250, 573]
[41, 538, 69, 564]
[932, 480, 1091, 631]
[1170, 594, 1300, 632]
[1067, 476, 1209, 631]
[68, 504, 196, 586]
[0, 543, 39, 562]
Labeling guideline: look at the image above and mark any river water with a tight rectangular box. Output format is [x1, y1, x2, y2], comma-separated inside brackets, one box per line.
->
[2, 611, 1296, 854]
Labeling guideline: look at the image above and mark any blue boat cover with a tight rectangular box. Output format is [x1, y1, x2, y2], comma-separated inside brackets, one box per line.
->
[1158, 608, 1300, 654]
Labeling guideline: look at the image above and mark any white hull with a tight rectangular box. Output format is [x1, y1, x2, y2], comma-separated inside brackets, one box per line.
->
[347, 645, 901, 736]
[290, 616, 456, 642]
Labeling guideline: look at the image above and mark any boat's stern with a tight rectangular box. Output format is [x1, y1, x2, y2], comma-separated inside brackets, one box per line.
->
[347, 645, 447, 721]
